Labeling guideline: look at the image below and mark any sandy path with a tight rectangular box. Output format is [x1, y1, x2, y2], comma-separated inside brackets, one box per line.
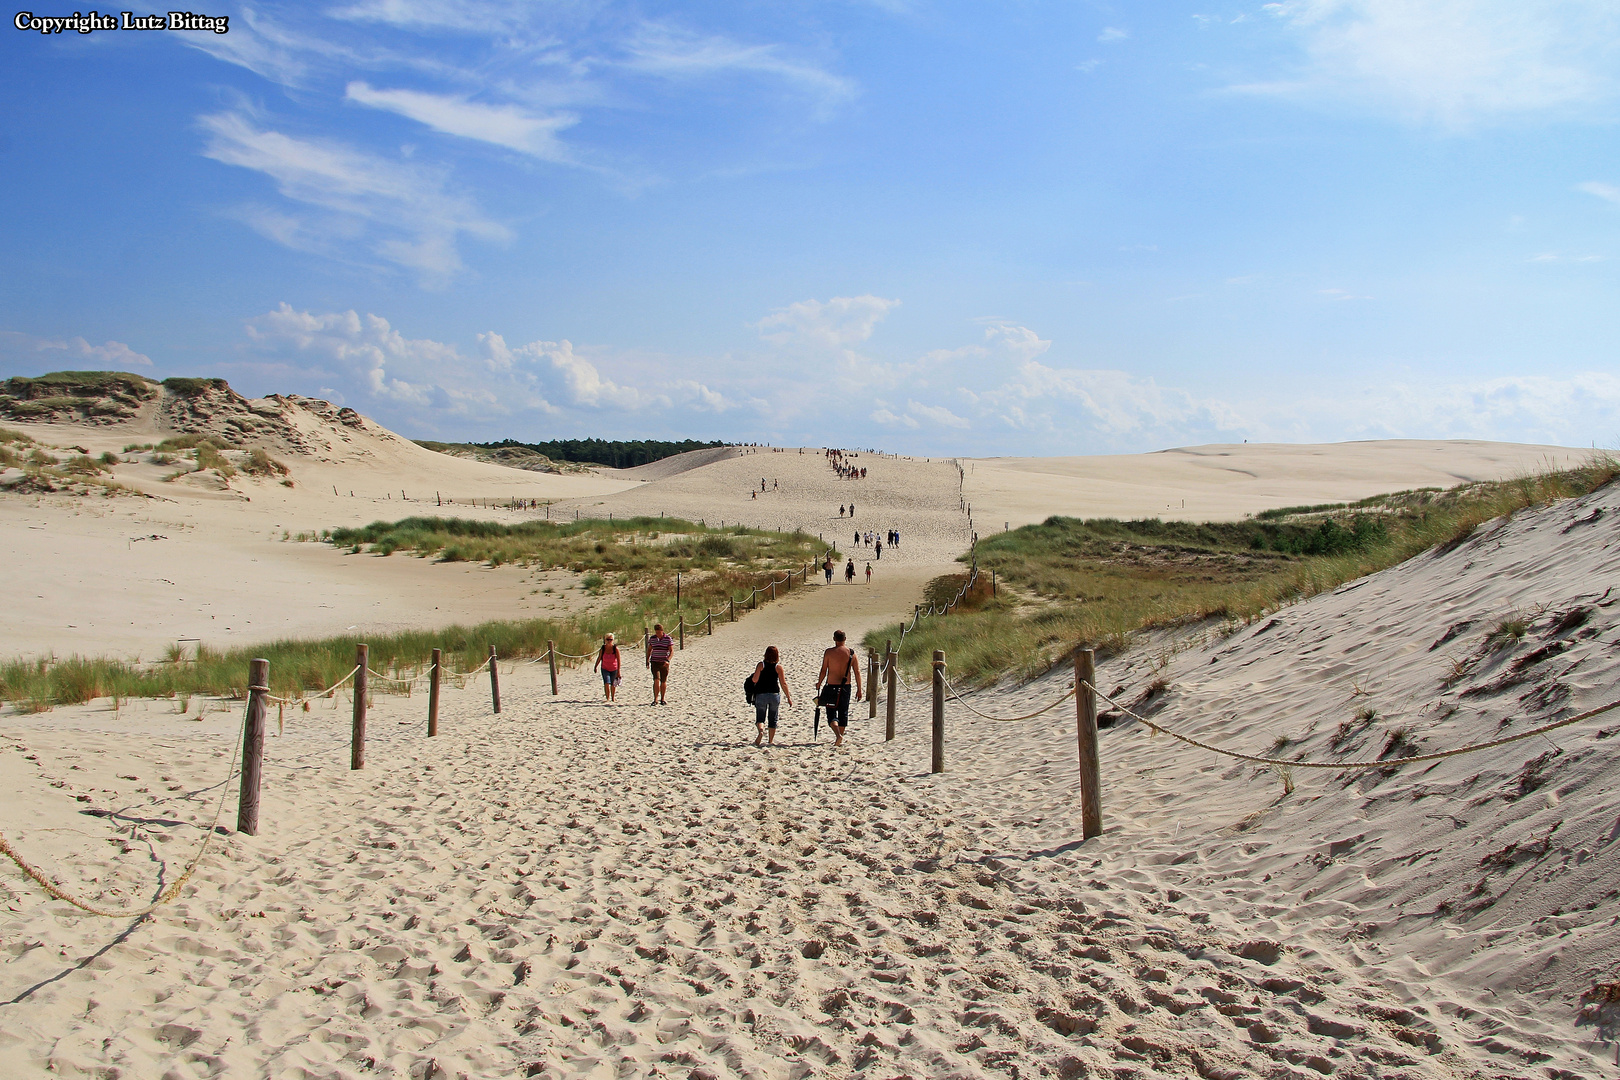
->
[0, 568, 1500, 1080]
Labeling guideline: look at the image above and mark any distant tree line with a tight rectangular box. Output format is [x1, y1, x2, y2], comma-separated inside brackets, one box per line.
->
[477, 437, 729, 468]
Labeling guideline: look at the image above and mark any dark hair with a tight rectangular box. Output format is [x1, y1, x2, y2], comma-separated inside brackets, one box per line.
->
[763, 646, 779, 667]
[833, 630, 846, 642]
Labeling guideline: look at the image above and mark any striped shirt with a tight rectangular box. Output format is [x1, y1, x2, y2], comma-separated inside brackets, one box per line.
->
[647, 633, 674, 662]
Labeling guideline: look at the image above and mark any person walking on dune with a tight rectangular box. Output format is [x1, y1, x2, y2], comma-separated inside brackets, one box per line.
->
[594, 633, 622, 703]
[646, 623, 674, 704]
[824, 555, 834, 584]
[845, 558, 856, 583]
[865, 562, 872, 585]
[816, 631, 863, 747]
[749, 645, 793, 747]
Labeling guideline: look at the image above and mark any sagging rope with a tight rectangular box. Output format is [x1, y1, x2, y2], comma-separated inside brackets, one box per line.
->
[1084, 682, 1620, 769]
[0, 701, 246, 918]
[946, 677, 1076, 722]
[366, 666, 422, 686]
[264, 664, 361, 706]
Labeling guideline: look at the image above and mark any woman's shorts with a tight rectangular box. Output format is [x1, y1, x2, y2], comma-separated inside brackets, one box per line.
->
[753, 692, 781, 728]
[602, 669, 620, 686]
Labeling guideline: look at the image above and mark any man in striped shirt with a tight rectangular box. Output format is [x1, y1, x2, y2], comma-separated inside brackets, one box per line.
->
[646, 623, 674, 704]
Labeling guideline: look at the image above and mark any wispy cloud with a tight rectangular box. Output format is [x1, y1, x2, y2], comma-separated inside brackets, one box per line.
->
[624, 22, 857, 109]
[199, 111, 509, 284]
[1097, 26, 1129, 42]
[1239, 0, 1620, 126]
[346, 82, 579, 161]
[1579, 180, 1620, 205]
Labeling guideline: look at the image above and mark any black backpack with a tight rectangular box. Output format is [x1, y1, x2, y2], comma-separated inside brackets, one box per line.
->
[744, 674, 756, 704]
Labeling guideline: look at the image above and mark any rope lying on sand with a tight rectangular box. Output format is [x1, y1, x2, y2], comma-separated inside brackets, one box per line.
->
[1084, 682, 1620, 769]
[945, 677, 1075, 722]
[0, 704, 246, 918]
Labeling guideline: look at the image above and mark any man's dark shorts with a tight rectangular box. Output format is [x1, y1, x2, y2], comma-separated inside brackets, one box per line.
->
[649, 660, 670, 678]
[825, 683, 852, 727]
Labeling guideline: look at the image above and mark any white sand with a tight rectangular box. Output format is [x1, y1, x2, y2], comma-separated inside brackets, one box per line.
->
[966, 440, 1583, 529]
[2, 413, 1613, 1078]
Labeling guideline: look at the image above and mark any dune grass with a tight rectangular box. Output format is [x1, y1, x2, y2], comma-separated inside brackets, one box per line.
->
[328, 514, 821, 573]
[1, 516, 836, 711]
[867, 454, 1619, 684]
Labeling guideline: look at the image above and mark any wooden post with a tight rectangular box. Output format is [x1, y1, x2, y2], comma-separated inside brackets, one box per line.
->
[427, 648, 441, 736]
[931, 650, 946, 774]
[547, 640, 558, 695]
[730, 598, 736, 622]
[707, 611, 713, 636]
[885, 642, 897, 742]
[770, 580, 776, 602]
[676, 572, 681, 608]
[488, 645, 501, 714]
[643, 627, 649, 667]
[679, 619, 685, 650]
[238, 658, 268, 835]
[868, 650, 878, 719]
[1076, 649, 1102, 839]
[351, 644, 368, 770]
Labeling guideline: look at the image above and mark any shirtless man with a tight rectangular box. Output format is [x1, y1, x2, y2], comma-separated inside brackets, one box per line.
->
[816, 630, 863, 747]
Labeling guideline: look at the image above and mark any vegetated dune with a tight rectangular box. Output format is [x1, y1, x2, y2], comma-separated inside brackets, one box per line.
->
[967, 439, 1585, 528]
[0, 471, 1614, 1078]
[0, 374, 639, 660]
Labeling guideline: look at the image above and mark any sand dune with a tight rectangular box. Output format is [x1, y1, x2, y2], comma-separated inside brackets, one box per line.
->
[3, 402, 1614, 1077]
[967, 439, 1583, 528]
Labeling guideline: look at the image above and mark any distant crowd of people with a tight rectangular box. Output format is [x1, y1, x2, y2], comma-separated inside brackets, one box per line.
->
[826, 448, 867, 481]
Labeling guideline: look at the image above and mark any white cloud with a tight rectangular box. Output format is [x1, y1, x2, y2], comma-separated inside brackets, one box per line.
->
[755, 295, 900, 349]
[199, 111, 508, 284]
[346, 83, 579, 161]
[906, 400, 971, 429]
[246, 305, 736, 426]
[0, 331, 153, 369]
[870, 407, 919, 429]
[1098, 27, 1129, 42]
[1579, 180, 1620, 205]
[980, 322, 1051, 363]
[327, 0, 526, 32]
[1243, 0, 1620, 125]
[625, 23, 856, 108]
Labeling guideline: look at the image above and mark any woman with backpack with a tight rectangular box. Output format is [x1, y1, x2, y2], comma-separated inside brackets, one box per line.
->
[748, 645, 793, 747]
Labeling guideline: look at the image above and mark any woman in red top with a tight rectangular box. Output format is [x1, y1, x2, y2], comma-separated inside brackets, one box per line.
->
[594, 633, 622, 703]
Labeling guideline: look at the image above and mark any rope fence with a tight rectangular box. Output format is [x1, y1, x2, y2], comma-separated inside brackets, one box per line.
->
[0, 700, 246, 919]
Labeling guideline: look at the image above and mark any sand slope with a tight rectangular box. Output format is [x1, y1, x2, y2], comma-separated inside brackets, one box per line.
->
[966, 440, 1584, 528]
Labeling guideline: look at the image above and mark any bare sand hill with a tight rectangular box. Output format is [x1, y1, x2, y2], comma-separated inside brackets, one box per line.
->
[966, 440, 1584, 529]
[2, 480, 1616, 1077]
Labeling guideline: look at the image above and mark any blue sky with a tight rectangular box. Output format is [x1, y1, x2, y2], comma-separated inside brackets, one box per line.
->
[2, 1, 1618, 454]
